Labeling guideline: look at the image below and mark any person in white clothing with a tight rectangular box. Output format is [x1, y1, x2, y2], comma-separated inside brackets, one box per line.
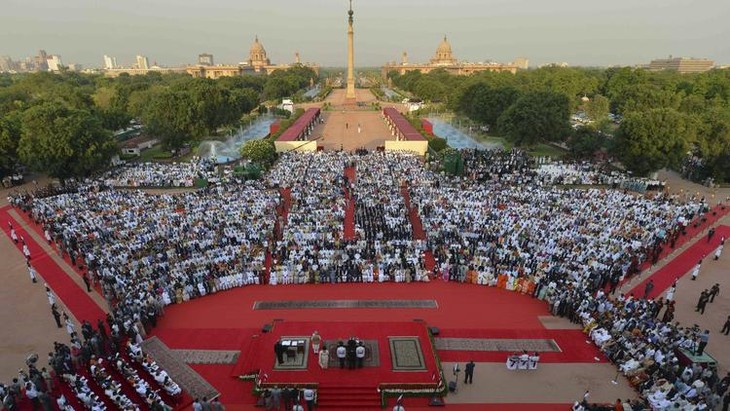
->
[691, 260, 702, 280]
[714, 242, 724, 260]
[318, 348, 329, 369]
[27, 262, 38, 283]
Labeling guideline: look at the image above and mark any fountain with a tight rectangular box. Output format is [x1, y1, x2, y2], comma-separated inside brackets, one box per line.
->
[427, 118, 502, 150]
[198, 116, 276, 164]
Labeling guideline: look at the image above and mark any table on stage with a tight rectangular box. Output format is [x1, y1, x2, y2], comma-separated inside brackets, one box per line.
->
[281, 338, 307, 362]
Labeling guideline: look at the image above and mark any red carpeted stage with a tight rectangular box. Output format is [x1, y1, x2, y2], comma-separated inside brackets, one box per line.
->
[234, 321, 442, 409]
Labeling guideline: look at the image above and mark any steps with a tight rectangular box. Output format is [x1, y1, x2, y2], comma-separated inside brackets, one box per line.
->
[231, 333, 262, 377]
[316, 385, 381, 409]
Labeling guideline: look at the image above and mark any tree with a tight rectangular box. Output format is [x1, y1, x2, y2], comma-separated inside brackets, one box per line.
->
[693, 107, 730, 181]
[497, 91, 571, 146]
[613, 108, 694, 176]
[239, 138, 277, 167]
[567, 126, 603, 160]
[0, 111, 22, 177]
[584, 94, 610, 123]
[140, 89, 198, 149]
[18, 103, 116, 180]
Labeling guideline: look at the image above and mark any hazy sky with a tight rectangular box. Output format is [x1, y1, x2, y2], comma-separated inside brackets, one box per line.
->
[1, 0, 729, 68]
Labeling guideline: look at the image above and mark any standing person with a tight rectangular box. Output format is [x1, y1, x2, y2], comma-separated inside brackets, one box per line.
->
[666, 282, 677, 302]
[27, 262, 38, 284]
[318, 347, 329, 369]
[346, 337, 357, 369]
[211, 398, 225, 411]
[715, 242, 724, 260]
[270, 387, 282, 411]
[45, 285, 56, 306]
[709, 283, 720, 303]
[50, 304, 62, 328]
[302, 388, 315, 411]
[355, 341, 365, 368]
[274, 340, 285, 365]
[696, 291, 710, 315]
[708, 227, 716, 242]
[691, 259, 702, 280]
[64, 314, 75, 336]
[82, 272, 92, 292]
[22, 241, 31, 260]
[721, 316, 730, 336]
[10, 223, 18, 243]
[336, 342, 346, 369]
[25, 381, 39, 411]
[697, 330, 710, 356]
[464, 360, 475, 384]
[283, 386, 296, 411]
[310, 331, 321, 355]
[643, 279, 655, 299]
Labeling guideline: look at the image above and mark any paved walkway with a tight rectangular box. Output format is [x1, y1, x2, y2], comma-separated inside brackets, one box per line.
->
[442, 362, 636, 404]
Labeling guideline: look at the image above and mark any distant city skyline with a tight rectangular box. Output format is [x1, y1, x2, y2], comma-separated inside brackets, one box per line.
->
[1, 0, 729, 69]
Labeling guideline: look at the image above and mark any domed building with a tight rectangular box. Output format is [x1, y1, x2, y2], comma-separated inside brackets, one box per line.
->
[430, 36, 458, 66]
[248, 36, 271, 69]
[382, 36, 525, 78]
[186, 36, 319, 79]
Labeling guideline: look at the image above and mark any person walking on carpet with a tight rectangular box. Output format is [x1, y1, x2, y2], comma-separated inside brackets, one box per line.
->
[464, 360, 475, 384]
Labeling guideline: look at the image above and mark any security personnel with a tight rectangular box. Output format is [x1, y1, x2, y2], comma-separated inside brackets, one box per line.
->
[336, 342, 347, 369]
[356, 341, 366, 368]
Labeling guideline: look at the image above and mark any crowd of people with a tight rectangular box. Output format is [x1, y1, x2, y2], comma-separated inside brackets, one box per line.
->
[5, 146, 729, 410]
[1, 308, 180, 411]
[101, 159, 217, 188]
[536, 162, 628, 186]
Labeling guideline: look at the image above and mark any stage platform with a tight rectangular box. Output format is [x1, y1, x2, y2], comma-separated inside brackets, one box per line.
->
[233, 320, 443, 408]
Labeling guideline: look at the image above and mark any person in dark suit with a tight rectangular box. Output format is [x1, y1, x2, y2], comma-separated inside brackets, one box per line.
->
[347, 337, 357, 369]
[274, 340, 285, 364]
[464, 360, 475, 384]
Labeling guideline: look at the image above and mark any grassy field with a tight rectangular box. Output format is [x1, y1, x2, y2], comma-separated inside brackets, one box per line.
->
[527, 143, 568, 159]
[138, 145, 195, 163]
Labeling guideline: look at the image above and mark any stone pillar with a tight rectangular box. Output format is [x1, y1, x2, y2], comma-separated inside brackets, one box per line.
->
[346, 1, 356, 100]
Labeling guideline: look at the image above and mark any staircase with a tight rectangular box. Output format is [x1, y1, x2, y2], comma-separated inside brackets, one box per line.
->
[316, 385, 381, 409]
[231, 333, 262, 378]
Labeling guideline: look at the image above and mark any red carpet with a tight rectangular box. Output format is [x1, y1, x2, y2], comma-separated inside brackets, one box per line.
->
[400, 184, 436, 271]
[620, 204, 730, 287]
[436, 328, 605, 363]
[153, 282, 549, 331]
[11, 205, 106, 296]
[189, 363, 255, 404]
[344, 166, 356, 241]
[0, 205, 106, 324]
[400, 183, 426, 241]
[628, 225, 730, 299]
[279, 187, 291, 225]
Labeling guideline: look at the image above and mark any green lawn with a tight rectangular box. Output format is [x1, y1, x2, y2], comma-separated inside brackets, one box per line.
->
[527, 143, 568, 159]
[138, 145, 173, 162]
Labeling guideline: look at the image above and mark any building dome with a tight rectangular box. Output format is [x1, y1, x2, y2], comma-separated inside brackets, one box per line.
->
[436, 36, 452, 56]
[248, 36, 270, 67]
[430, 35, 457, 66]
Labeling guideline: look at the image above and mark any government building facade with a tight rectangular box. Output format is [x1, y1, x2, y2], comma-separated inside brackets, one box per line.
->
[103, 37, 318, 78]
[186, 36, 319, 79]
[381, 36, 526, 78]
